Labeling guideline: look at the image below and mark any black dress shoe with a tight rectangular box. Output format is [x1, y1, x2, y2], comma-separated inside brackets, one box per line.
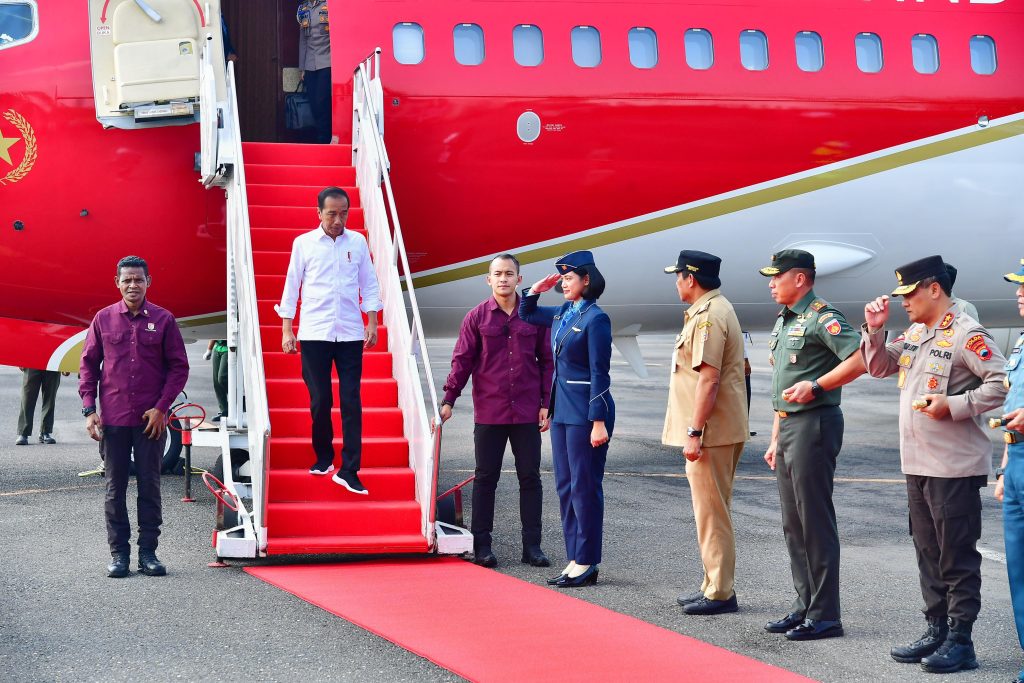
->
[765, 612, 805, 633]
[107, 554, 130, 578]
[683, 595, 739, 616]
[521, 547, 551, 567]
[676, 590, 705, 607]
[473, 548, 497, 568]
[15, 435, 28, 446]
[785, 619, 844, 641]
[556, 565, 599, 588]
[39, 433, 56, 444]
[546, 572, 568, 585]
[137, 550, 167, 576]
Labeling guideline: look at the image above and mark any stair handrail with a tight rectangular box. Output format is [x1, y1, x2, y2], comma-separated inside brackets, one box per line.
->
[353, 48, 443, 546]
[221, 59, 271, 546]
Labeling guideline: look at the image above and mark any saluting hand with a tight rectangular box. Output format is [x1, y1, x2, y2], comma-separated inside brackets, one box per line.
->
[1005, 408, 1024, 434]
[528, 274, 562, 294]
[864, 295, 890, 332]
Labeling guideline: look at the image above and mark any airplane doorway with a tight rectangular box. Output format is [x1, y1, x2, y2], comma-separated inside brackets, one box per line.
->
[221, 0, 303, 142]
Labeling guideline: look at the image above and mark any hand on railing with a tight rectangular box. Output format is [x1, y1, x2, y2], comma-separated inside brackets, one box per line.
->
[430, 404, 452, 434]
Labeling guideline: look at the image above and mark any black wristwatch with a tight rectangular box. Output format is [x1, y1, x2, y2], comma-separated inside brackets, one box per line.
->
[687, 427, 703, 438]
[82, 406, 96, 417]
[810, 380, 825, 398]
[996, 467, 1006, 480]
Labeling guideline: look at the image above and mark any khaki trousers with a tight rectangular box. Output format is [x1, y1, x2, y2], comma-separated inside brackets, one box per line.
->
[686, 442, 744, 600]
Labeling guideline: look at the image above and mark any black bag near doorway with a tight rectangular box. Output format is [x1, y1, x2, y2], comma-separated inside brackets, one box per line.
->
[285, 83, 315, 130]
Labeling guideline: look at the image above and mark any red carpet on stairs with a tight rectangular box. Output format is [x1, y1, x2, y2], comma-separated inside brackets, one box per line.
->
[244, 141, 428, 556]
[246, 558, 816, 683]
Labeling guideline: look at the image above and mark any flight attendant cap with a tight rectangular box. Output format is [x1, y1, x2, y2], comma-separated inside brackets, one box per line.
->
[1005, 258, 1024, 284]
[555, 250, 596, 275]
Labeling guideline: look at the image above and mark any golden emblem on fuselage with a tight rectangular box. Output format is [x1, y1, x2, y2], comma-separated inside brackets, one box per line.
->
[0, 109, 37, 186]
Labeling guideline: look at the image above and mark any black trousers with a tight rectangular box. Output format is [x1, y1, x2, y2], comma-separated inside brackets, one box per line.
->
[18, 369, 60, 437]
[472, 423, 543, 551]
[303, 67, 332, 144]
[301, 340, 363, 473]
[102, 425, 164, 555]
[907, 474, 985, 623]
[776, 405, 844, 621]
[212, 348, 228, 415]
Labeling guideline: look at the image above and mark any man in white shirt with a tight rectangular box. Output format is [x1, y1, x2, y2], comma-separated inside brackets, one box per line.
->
[277, 187, 381, 494]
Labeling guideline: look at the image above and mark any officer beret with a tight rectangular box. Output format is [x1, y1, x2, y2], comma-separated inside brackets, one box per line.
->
[1005, 258, 1024, 285]
[554, 250, 596, 275]
[892, 255, 947, 296]
[664, 250, 722, 290]
[758, 249, 815, 277]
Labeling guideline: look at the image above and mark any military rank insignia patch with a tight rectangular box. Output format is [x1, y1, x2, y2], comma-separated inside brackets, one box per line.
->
[810, 300, 827, 312]
[824, 319, 842, 336]
[927, 376, 940, 391]
[899, 354, 912, 368]
[965, 334, 992, 361]
[942, 328, 955, 338]
[938, 312, 955, 330]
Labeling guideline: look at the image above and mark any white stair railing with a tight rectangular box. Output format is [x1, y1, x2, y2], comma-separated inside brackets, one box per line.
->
[353, 49, 462, 550]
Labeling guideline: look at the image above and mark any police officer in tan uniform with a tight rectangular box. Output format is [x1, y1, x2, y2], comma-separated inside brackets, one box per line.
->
[861, 255, 1007, 674]
[297, 0, 332, 143]
[662, 251, 748, 616]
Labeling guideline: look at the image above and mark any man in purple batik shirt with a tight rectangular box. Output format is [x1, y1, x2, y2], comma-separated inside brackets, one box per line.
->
[79, 255, 189, 579]
[438, 253, 553, 569]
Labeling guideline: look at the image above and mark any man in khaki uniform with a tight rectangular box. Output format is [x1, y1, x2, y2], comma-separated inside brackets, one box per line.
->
[862, 255, 1007, 674]
[662, 251, 748, 616]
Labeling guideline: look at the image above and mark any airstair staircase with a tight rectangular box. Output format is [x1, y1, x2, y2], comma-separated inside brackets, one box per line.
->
[200, 48, 472, 559]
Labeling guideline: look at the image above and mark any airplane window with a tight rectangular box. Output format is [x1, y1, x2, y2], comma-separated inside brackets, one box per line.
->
[855, 32, 883, 73]
[795, 31, 823, 72]
[628, 27, 658, 69]
[453, 23, 484, 66]
[740, 30, 768, 71]
[970, 35, 997, 75]
[0, 1, 37, 51]
[513, 24, 544, 67]
[571, 26, 601, 68]
[393, 22, 425, 65]
[685, 28, 714, 70]
[911, 33, 939, 74]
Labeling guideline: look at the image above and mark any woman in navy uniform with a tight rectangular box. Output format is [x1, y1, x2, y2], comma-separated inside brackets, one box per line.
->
[521, 250, 614, 587]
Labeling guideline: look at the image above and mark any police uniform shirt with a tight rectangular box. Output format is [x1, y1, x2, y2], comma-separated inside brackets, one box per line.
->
[663, 290, 748, 447]
[768, 290, 860, 412]
[861, 307, 1008, 477]
[297, 0, 331, 71]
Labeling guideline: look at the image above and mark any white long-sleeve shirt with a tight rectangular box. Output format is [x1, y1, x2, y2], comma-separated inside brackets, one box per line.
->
[276, 227, 381, 342]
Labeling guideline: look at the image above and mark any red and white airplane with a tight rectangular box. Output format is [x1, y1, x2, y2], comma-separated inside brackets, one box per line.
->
[1, 0, 1022, 373]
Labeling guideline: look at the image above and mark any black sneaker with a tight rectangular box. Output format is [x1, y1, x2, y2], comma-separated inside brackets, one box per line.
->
[309, 463, 335, 476]
[39, 433, 56, 444]
[332, 471, 369, 495]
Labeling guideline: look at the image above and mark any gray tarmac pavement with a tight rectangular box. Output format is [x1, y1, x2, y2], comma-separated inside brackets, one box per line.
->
[1, 335, 1021, 682]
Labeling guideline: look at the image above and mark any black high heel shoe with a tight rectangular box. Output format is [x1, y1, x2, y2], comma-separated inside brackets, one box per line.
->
[546, 572, 568, 585]
[556, 565, 599, 588]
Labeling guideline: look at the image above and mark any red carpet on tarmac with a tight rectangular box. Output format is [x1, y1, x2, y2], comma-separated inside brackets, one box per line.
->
[245, 558, 815, 682]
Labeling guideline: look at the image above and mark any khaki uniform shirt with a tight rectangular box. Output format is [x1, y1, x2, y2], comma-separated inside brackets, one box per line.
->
[768, 290, 860, 412]
[860, 306, 1008, 477]
[951, 297, 980, 324]
[298, 0, 331, 71]
[663, 290, 748, 447]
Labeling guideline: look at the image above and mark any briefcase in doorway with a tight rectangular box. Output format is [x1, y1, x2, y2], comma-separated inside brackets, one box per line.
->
[285, 83, 315, 130]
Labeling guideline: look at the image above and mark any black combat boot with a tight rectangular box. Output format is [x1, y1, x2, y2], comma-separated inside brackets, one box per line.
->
[891, 615, 948, 663]
[137, 549, 167, 576]
[920, 618, 978, 673]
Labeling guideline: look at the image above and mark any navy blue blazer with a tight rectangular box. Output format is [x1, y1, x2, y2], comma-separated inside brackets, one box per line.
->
[520, 292, 614, 429]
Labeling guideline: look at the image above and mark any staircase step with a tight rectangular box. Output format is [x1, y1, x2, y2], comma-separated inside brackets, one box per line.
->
[265, 533, 428, 556]
[255, 274, 285, 300]
[260, 325, 389, 355]
[249, 206, 363, 230]
[246, 184, 360, 208]
[266, 376, 397, 408]
[266, 500, 422, 536]
[242, 142, 352, 166]
[264, 351, 393, 377]
[269, 407, 404, 437]
[254, 300, 383, 327]
[268, 467, 414, 502]
[269, 436, 409, 469]
[246, 164, 355, 187]
[250, 226, 366, 252]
